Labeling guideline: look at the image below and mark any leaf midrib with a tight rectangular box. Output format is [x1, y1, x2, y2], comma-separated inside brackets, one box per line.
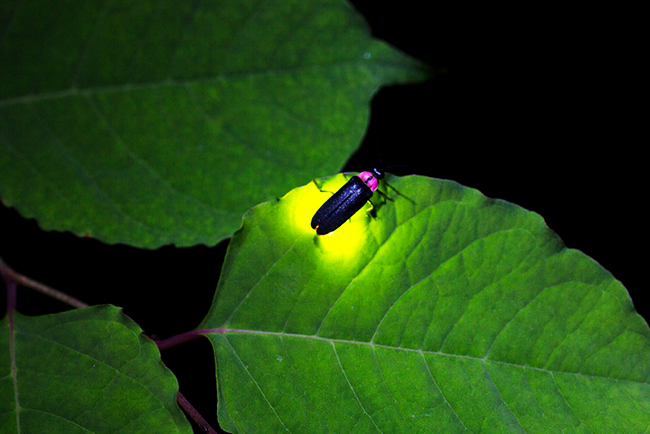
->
[0, 59, 382, 108]
[208, 328, 647, 384]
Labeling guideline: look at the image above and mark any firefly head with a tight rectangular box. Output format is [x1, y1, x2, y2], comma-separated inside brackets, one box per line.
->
[371, 168, 384, 180]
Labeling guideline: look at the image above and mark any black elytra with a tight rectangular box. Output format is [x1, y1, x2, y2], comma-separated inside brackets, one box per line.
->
[311, 168, 384, 235]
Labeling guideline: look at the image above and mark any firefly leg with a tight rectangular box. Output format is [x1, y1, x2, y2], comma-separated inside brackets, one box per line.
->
[365, 180, 406, 218]
[375, 189, 394, 202]
[312, 179, 336, 195]
[384, 181, 415, 204]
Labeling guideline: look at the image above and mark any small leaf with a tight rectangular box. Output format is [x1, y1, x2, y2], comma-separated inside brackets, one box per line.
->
[0, 0, 429, 248]
[201, 174, 650, 433]
[0, 305, 191, 434]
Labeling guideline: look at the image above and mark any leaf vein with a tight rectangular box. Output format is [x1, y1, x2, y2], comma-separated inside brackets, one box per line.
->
[549, 371, 594, 433]
[87, 92, 234, 222]
[420, 352, 471, 432]
[223, 334, 292, 433]
[211, 328, 649, 384]
[332, 342, 385, 434]
[0, 62, 377, 108]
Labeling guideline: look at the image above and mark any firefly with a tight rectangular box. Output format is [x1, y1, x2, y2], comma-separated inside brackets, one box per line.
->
[311, 168, 385, 235]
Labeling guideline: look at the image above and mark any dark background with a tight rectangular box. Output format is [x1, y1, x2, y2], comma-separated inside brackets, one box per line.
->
[0, 2, 643, 433]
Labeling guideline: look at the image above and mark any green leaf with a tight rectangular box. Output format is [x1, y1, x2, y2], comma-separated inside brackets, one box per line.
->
[0, 1, 428, 248]
[201, 174, 650, 433]
[0, 305, 191, 434]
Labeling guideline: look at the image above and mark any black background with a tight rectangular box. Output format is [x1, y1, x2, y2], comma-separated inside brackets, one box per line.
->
[0, 2, 644, 433]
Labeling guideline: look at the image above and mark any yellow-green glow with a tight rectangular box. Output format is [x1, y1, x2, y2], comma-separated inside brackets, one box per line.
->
[315, 205, 372, 258]
[288, 176, 374, 261]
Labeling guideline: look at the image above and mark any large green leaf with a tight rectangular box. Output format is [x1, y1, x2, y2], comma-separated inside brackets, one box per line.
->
[201, 174, 650, 433]
[0, 305, 191, 434]
[0, 0, 428, 248]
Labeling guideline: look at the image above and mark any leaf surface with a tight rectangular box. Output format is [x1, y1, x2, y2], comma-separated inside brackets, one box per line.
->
[0, 305, 191, 434]
[0, 0, 428, 247]
[201, 174, 650, 433]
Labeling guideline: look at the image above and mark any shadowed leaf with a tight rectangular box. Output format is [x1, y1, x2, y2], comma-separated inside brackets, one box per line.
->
[0, 305, 191, 434]
[0, 0, 429, 247]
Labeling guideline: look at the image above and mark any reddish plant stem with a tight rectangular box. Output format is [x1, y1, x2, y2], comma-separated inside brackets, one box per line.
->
[2, 268, 17, 315]
[0, 258, 88, 309]
[156, 328, 266, 350]
[156, 329, 206, 350]
[177, 392, 218, 434]
[1, 258, 220, 432]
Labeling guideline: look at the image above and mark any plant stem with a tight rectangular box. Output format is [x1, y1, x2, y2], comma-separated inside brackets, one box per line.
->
[155, 329, 204, 350]
[1, 259, 218, 431]
[0, 257, 88, 309]
[177, 392, 218, 434]
[2, 269, 17, 315]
